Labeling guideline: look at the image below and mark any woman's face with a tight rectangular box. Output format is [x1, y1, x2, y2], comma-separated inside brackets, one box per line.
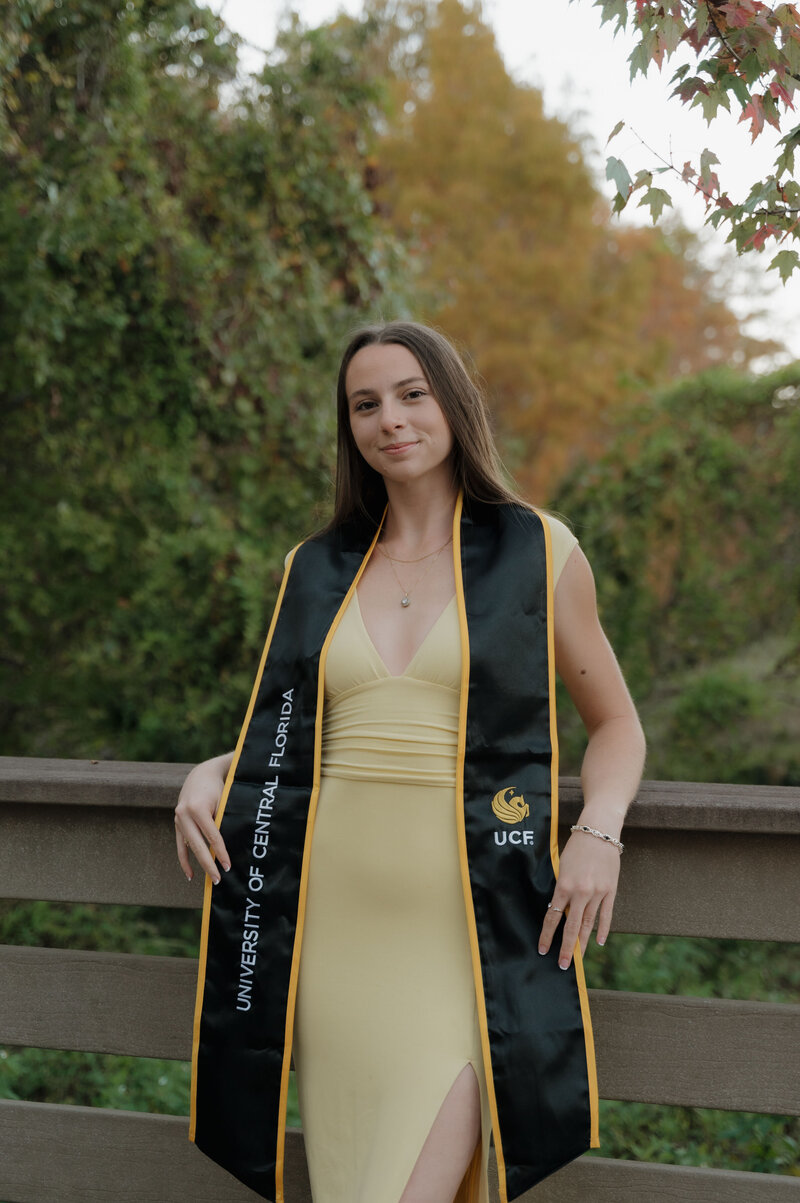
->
[345, 343, 454, 488]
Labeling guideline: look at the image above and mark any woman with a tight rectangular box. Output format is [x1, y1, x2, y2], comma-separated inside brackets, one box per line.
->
[175, 321, 645, 1203]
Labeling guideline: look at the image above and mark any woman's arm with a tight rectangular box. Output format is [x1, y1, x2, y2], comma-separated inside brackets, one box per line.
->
[174, 550, 299, 882]
[174, 750, 235, 883]
[537, 544, 646, 970]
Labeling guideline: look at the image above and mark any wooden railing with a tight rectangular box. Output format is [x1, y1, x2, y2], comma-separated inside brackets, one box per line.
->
[0, 757, 798, 1202]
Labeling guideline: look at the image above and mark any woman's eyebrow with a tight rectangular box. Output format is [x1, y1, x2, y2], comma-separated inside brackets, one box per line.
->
[348, 376, 428, 401]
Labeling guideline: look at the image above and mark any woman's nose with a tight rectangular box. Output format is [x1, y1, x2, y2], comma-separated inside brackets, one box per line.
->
[379, 400, 405, 430]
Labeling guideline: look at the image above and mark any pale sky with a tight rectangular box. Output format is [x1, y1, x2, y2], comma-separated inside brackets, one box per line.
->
[206, 0, 800, 362]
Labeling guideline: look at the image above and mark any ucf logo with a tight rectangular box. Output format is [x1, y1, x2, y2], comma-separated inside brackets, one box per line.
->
[491, 787, 534, 846]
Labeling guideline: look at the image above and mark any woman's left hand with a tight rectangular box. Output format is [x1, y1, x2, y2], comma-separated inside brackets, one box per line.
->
[537, 831, 621, 970]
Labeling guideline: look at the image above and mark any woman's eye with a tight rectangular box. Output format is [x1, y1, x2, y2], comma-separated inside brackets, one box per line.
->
[354, 400, 376, 412]
[404, 390, 425, 400]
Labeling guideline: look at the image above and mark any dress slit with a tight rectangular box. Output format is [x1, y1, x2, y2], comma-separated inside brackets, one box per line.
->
[396, 1062, 487, 1203]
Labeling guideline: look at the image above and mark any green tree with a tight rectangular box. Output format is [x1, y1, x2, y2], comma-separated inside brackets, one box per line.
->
[367, 0, 770, 493]
[0, 0, 409, 760]
[555, 364, 800, 783]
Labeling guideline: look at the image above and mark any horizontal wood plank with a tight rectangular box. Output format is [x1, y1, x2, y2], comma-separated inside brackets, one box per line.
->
[589, 989, 800, 1113]
[0, 802, 205, 909]
[0, 946, 197, 1060]
[1, 1100, 797, 1203]
[2, 947, 798, 1115]
[520, 1155, 800, 1201]
[608, 827, 800, 941]
[2, 799, 798, 940]
[0, 757, 195, 810]
[0, 1100, 303, 1202]
[1, 756, 799, 833]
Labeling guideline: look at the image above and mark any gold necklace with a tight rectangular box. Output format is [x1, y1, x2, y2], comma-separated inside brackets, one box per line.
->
[377, 537, 452, 564]
[378, 536, 452, 608]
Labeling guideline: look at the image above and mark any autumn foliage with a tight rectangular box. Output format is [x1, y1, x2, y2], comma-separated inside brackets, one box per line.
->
[598, 0, 800, 280]
[368, 0, 768, 490]
[0, 0, 793, 762]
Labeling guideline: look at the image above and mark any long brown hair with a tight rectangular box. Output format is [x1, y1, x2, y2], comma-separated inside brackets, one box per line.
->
[327, 320, 527, 529]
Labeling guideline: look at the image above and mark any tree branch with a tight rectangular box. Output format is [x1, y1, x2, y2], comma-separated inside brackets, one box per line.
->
[703, 0, 800, 86]
[704, 1, 743, 66]
[625, 125, 800, 215]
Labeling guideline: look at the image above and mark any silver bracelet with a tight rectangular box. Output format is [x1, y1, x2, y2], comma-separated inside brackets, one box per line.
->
[570, 824, 624, 854]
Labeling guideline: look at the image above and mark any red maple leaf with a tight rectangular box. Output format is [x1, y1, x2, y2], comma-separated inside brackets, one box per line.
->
[720, 1, 766, 29]
[740, 94, 766, 139]
[746, 223, 781, 250]
[770, 80, 795, 109]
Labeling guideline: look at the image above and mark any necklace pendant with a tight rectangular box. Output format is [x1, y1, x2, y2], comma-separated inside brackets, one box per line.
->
[400, 596, 411, 608]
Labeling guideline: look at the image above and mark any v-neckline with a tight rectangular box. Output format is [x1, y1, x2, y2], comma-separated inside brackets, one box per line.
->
[354, 590, 457, 679]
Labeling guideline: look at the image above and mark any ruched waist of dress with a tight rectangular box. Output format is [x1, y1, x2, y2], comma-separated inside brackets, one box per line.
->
[321, 676, 460, 786]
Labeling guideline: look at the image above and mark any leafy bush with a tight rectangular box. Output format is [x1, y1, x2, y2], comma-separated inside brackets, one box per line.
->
[0, 1047, 191, 1116]
[593, 1101, 799, 1175]
[556, 367, 800, 697]
[582, 933, 800, 1005]
[0, 1047, 301, 1126]
[556, 368, 800, 784]
[0, 0, 411, 763]
[0, 900, 199, 956]
[672, 669, 763, 732]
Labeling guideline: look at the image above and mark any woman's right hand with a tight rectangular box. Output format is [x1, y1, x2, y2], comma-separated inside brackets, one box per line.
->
[174, 752, 234, 883]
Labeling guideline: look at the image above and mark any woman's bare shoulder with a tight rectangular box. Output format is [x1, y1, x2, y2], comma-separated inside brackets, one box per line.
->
[537, 511, 579, 587]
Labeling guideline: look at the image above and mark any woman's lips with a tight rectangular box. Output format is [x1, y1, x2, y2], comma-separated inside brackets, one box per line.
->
[381, 441, 417, 454]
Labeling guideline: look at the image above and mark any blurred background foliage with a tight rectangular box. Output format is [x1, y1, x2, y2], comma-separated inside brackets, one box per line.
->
[556, 365, 800, 784]
[2, 0, 797, 772]
[1, 0, 413, 762]
[1, 0, 798, 1178]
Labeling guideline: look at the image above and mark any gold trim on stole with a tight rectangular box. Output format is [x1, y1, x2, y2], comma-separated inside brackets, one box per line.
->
[273, 518, 385, 1201]
[189, 543, 301, 1142]
[452, 493, 510, 1202]
[536, 509, 600, 1149]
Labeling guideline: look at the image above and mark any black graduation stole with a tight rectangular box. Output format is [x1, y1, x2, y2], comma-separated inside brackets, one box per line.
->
[190, 495, 599, 1203]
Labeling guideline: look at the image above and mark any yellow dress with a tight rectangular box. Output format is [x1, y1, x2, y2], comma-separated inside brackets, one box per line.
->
[292, 516, 577, 1203]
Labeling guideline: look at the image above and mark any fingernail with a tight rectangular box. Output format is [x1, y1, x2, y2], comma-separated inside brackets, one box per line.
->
[559, 958, 569, 970]
[222, 862, 231, 872]
[597, 936, 606, 946]
[538, 945, 547, 956]
[212, 874, 221, 885]
[186, 873, 193, 883]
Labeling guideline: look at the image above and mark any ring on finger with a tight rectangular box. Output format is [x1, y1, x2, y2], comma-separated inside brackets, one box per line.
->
[547, 903, 564, 914]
